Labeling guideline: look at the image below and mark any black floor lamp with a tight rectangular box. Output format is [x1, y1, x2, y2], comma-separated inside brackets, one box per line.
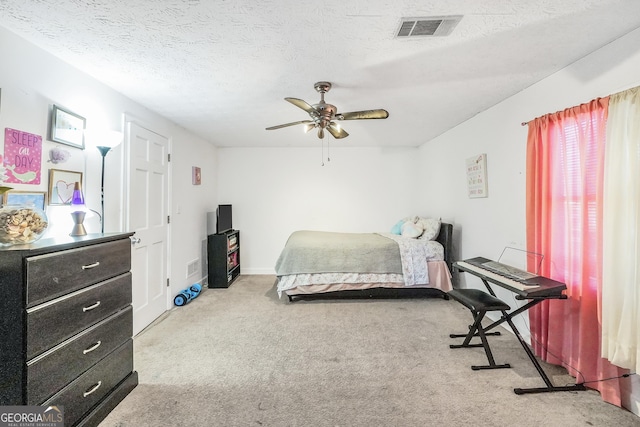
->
[96, 133, 122, 233]
[96, 145, 111, 234]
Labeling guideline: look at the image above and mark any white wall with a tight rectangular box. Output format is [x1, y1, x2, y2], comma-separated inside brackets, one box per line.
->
[0, 25, 217, 299]
[217, 146, 421, 273]
[169, 134, 218, 288]
[416, 27, 640, 416]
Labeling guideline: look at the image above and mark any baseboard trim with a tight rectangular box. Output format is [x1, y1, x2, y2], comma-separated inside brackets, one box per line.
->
[240, 268, 276, 275]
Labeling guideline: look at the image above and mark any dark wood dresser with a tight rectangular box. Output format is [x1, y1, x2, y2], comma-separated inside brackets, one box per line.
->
[0, 232, 138, 426]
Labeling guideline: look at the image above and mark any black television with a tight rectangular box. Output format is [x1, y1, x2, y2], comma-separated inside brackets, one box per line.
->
[216, 204, 233, 234]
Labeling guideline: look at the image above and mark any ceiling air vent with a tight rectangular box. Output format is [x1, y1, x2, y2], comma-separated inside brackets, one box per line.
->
[396, 15, 463, 38]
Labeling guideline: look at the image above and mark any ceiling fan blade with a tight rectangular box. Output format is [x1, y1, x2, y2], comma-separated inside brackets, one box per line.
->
[335, 109, 389, 120]
[285, 97, 316, 114]
[327, 122, 349, 139]
[265, 120, 313, 130]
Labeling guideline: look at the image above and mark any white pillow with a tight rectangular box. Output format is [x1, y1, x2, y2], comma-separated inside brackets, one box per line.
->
[401, 221, 424, 238]
[417, 217, 441, 240]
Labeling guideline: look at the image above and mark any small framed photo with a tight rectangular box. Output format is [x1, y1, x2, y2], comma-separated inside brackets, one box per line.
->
[48, 168, 83, 205]
[3, 191, 47, 210]
[192, 166, 201, 185]
[50, 105, 86, 149]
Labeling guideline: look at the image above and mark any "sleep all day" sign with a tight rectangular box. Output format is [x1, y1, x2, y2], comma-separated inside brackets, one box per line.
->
[3, 127, 42, 185]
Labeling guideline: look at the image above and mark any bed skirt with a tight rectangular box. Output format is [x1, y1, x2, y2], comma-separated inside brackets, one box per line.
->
[283, 260, 453, 296]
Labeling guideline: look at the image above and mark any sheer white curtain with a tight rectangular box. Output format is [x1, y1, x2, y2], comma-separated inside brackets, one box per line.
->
[602, 86, 640, 372]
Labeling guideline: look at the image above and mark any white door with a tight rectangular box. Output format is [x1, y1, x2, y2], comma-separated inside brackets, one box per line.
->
[125, 120, 169, 336]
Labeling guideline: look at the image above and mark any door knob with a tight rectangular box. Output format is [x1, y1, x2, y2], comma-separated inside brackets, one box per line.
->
[130, 237, 141, 244]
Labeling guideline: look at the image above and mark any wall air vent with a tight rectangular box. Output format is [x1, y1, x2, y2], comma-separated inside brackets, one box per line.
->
[396, 15, 463, 38]
[186, 258, 200, 278]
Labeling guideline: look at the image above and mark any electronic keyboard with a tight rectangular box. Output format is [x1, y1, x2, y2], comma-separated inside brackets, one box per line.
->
[454, 257, 566, 298]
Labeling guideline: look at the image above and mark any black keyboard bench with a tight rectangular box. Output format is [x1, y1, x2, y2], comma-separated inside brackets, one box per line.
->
[448, 288, 511, 370]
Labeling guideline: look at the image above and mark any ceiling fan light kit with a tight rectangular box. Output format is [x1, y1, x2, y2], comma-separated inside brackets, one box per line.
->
[266, 81, 389, 140]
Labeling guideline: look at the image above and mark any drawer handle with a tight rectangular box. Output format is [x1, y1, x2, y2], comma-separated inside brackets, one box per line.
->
[83, 341, 102, 354]
[82, 261, 100, 270]
[83, 381, 102, 398]
[82, 301, 101, 312]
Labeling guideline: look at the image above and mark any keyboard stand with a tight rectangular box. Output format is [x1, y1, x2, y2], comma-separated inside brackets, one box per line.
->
[456, 262, 587, 395]
[496, 301, 586, 395]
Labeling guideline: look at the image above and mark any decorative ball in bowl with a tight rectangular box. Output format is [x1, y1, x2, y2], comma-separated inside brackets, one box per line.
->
[0, 205, 49, 245]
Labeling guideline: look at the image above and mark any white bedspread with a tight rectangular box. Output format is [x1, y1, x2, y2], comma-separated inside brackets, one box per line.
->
[377, 233, 444, 286]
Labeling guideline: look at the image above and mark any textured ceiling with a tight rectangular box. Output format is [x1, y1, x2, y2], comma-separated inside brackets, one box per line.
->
[2, 1, 640, 147]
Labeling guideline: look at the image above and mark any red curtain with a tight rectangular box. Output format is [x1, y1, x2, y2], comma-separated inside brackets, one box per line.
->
[526, 97, 625, 405]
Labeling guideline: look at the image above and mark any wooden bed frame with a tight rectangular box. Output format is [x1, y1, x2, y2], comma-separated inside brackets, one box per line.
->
[286, 222, 454, 302]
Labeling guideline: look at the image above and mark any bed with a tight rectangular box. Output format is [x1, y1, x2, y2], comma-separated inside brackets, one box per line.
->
[275, 220, 454, 302]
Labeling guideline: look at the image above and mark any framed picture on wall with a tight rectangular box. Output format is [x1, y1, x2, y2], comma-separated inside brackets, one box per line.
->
[48, 168, 83, 205]
[3, 190, 47, 210]
[50, 105, 86, 149]
[466, 153, 488, 198]
[192, 166, 201, 185]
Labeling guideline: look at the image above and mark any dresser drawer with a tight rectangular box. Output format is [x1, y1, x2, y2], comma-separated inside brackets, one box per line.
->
[27, 306, 132, 405]
[26, 239, 131, 307]
[43, 340, 133, 427]
[27, 273, 131, 359]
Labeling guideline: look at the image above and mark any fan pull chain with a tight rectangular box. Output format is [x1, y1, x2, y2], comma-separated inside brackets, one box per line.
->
[319, 132, 331, 166]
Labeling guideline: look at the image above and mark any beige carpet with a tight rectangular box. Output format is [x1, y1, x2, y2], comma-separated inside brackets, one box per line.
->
[99, 275, 639, 427]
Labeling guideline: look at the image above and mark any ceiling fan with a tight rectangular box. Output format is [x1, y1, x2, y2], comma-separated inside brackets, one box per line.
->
[265, 81, 389, 139]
